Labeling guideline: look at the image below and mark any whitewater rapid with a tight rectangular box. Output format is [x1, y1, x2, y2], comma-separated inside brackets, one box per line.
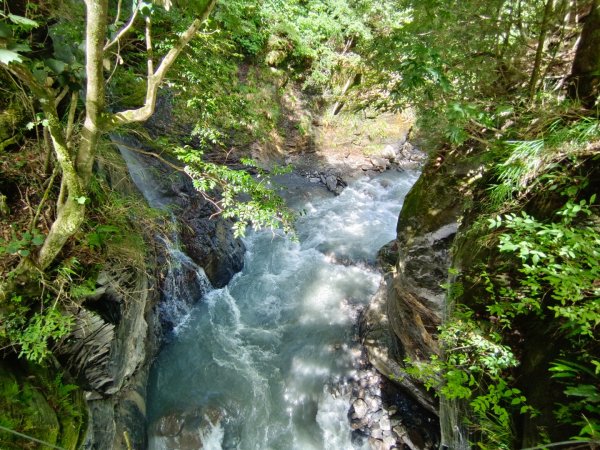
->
[147, 170, 419, 450]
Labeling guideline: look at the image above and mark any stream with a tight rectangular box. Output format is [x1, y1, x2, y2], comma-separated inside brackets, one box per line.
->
[145, 170, 419, 450]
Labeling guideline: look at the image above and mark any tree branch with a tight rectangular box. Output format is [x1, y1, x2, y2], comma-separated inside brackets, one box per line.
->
[65, 91, 79, 144]
[110, 0, 217, 126]
[104, 4, 139, 52]
[145, 16, 154, 77]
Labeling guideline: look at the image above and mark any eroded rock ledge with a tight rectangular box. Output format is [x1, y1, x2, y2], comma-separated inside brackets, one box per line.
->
[361, 155, 481, 447]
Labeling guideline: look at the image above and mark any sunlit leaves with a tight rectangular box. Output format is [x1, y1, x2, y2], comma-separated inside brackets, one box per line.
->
[175, 146, 295, 237]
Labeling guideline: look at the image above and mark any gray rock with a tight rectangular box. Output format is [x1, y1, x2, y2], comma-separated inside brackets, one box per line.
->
[148, 407, 223, 450]
[351, 399, 368, 419]
[326, 174, 339, 192]
[371, 428, 384, 440]
[380, 416, 392, 431]
[383, 434, 397, 449]
[366, 395, 381, 411]
[370, 409, 383, 422]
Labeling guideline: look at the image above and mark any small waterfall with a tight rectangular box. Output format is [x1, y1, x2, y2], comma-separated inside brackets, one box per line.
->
[158, 237, 213, 330]
[113, 135, 213, 328]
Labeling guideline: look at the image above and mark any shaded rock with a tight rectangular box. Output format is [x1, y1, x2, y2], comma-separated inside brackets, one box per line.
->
[360, 281, 437, 414]
[112, 135, 246, 289]
[148, 407, 223, 450]
[179, 199, 245, 288]
[58, 266, 160, 450]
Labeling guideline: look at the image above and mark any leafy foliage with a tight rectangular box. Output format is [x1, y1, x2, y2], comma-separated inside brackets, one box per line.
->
[550, 359, 600, 441]
[488, 196, 600, 338]
[407, 308, 535, 449]
[1, 295, 73, 363]
[175, 147, 295, 237]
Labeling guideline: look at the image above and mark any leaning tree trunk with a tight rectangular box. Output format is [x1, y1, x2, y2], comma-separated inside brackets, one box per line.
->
[36, 0, 108, 270]
[568, 0, 600, 106]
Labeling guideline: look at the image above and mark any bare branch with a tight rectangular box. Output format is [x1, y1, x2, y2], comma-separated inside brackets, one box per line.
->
[65, 91, 79, 144]
[145, 16, 154, 77]
[112, 140, 185, 172]
[110, 0, 217, 126]
[54, 85, 70, 107]
[104, 4, 139, 52]
[113, 0, 123, 26]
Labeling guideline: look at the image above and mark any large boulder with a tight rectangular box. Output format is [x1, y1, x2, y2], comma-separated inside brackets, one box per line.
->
[363, 155, 483, 412]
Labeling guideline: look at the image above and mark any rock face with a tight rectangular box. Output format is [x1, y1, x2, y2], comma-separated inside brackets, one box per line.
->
[179, 197, 245, 288]
[112, 135, 246, 289]
[363, 156, 480, 420]
[55, 262, 159, 450]
[57, 141, 247, 450]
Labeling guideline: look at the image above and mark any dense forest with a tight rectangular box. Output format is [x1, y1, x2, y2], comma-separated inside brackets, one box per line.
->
[0, 0, 598, 449]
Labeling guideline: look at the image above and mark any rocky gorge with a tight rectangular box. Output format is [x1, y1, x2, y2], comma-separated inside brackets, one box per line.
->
[46, 102, 438, 450]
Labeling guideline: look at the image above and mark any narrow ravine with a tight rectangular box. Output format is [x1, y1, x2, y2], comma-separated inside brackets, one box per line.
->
[146, 171, 419, 450]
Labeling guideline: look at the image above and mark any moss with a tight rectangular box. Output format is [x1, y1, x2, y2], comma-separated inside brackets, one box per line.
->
[0, 358, 86, 449]
[396, 153, 480, 241]
[0, 92, 27, 144]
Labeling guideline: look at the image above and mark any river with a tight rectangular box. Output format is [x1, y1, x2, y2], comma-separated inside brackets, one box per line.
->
[146, 170, 419, 450]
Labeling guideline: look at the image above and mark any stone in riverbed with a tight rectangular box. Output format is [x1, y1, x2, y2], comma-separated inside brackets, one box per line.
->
[380, 415, 392, 431]
[371, 428, 384, 440]
[350, 398, 368, 419]
[368, 437, 387, 450]
[148, 407, 223, 450]
[383, 434, 397, 449]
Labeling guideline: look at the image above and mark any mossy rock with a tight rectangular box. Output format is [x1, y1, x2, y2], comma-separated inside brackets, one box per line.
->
[0, 358, 87, 449]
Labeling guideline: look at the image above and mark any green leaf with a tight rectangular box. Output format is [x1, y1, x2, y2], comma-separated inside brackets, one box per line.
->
[0, 48, 23, 65]
[0, 22, 11, 38]
[7, 42, 31, 53]
[8, 14, 39, 29]
[75, 196, 87, 205]
[45, 58, 67, 74]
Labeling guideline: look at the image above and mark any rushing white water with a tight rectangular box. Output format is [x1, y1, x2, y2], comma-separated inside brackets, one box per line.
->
[147, 170, 419, 450]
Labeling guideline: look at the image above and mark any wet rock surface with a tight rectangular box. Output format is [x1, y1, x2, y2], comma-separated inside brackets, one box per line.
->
[148, 407, 224, 450]
[112, 135, 246, 289]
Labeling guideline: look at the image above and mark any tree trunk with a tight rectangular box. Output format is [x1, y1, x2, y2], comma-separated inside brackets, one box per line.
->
[0, 0, 217, 300]
[77, 0, 108, 183]
[528, 0, 554, 100]
[568, 0, 600, 106]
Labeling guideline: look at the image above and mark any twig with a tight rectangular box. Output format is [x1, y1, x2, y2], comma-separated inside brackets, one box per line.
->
[112, 140, 185, 172]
